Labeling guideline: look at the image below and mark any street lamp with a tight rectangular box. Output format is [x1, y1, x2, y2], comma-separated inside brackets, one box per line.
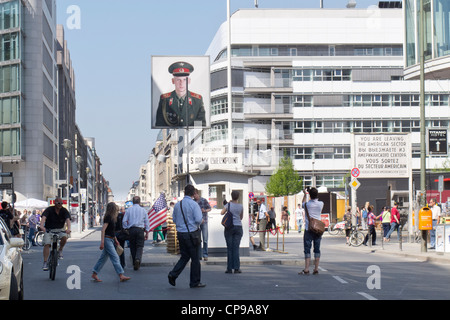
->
[62, 139, 72, 213]
[75, 155, 82, 233]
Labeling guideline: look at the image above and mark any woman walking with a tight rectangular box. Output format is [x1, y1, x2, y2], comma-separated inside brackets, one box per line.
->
[221, 191, 244, 274]
[92, 202, 130, 282]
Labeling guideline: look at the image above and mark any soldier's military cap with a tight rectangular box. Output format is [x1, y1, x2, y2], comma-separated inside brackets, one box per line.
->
[168, 61, 194, 76]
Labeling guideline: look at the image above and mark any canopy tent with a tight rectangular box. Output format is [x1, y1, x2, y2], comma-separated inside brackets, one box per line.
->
[14, 198, 48, 210]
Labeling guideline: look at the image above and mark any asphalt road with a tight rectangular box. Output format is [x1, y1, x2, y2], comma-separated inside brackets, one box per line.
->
[21, 228, 450, 311]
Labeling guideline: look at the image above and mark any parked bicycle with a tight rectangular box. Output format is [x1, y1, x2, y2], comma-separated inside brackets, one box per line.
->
[328, 221, 345, 235]
[47, 230, 64, 280]
[249, 219, 258, 237]
[21, 226, 32, 251]
[348, 226, 365, 247]
[34, 227, 45, 246]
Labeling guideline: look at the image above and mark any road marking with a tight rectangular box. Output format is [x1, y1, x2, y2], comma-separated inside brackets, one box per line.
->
[357, 292, 378, 300]
[333, 276, 348, 284]
[318, 266, 327, 272]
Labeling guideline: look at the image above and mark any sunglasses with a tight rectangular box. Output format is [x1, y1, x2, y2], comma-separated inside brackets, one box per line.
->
[55, 202, 63, 205]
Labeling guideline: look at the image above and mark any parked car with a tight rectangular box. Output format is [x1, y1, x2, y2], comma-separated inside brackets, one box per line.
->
[0, 217, 24, 300]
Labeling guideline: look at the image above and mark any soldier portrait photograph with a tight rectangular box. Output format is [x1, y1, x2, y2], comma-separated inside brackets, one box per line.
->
[152, 56, 210, 129]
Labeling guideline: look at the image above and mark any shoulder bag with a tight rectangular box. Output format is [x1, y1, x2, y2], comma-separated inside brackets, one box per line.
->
[180, 200, 202, 247]
[221, 203, 234, 229]
[304, 201, 325, 236]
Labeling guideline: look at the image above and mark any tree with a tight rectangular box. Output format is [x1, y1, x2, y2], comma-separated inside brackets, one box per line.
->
[265, 155, 303, 197]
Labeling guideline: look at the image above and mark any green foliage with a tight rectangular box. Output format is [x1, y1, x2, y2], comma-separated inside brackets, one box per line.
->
[265, 155, 303, 197]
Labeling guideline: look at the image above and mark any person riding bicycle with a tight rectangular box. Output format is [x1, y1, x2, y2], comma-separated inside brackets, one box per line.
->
[40, 198, 71, 271]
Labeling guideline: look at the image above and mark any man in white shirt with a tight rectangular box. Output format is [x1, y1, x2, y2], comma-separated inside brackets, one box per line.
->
[295, 204, 304, 233]
[429, 198, 442, 250]
[256, 199, 269, 251]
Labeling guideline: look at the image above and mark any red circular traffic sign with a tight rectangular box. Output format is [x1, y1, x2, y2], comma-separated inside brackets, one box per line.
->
[351, 168, 360, 178]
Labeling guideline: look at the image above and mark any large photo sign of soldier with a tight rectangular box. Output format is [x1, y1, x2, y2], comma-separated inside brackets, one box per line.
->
[151, 56, 210, 129]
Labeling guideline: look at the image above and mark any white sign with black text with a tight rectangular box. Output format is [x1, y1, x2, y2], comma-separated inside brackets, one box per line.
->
[353, 134, 411, 178]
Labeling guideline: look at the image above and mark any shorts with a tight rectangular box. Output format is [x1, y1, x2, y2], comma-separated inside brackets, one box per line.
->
[43, 229, 68, 245]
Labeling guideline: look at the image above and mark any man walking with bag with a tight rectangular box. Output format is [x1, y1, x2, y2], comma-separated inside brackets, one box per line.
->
[168, 184, 205, 288]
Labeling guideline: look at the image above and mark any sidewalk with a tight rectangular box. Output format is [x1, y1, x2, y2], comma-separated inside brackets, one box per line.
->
[71, 227, 450, 266]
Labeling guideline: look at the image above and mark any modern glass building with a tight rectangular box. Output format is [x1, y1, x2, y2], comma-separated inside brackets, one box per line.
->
[404, 0, 450, 79]
[0, 0, 59, 201]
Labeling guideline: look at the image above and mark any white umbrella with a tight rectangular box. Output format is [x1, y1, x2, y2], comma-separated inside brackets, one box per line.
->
[14, 198, 48, 210]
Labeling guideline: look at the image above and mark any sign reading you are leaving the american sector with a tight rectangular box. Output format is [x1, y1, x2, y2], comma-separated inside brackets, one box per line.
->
[353, 134, 411, 178]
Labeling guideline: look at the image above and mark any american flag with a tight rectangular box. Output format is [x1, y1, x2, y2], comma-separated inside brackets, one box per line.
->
[148, 193, 168, 231]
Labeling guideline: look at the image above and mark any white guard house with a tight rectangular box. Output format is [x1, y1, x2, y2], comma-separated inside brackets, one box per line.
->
[178, 151, 255, 257]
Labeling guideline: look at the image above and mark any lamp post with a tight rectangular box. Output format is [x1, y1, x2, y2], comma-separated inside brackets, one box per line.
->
[62, 139, 72, 213]
[75, 155, 82, 233]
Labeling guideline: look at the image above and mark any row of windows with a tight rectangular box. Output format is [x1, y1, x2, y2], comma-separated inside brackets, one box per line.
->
[346, 94, 449, 107]
[0, 63, 20, 93]
[275, 94, 450, 108]
[293, 120, 448, 134]
[0, 32, 19, 62]
[293, 147, 351, 160]
[216, 45, 403, 61]
[0, 128, 20, 157]
[0, 95, 19, 125]
[291, 69, 352, 82]
[0, 1, 19, 31]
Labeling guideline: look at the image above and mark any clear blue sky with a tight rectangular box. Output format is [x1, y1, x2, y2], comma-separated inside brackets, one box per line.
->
[56, 0, 381, 201]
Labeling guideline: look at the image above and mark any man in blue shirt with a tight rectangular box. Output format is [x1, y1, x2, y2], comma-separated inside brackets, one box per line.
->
[168, 184, 205, 288]
[123, 196, 150, 270]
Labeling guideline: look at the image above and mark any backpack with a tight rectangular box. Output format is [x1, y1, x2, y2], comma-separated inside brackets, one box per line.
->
[362, 209, 368, 219]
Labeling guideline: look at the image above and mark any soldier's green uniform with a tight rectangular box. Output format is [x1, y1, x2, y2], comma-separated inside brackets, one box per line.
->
[155, 90, 206, 127]
[154, 61, 206, 128]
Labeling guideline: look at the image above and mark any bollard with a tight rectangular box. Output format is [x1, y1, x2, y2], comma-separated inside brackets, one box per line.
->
[399, 225, 402, 251]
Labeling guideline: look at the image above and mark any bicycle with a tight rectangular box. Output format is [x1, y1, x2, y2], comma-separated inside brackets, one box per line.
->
[348, 226, 365, 247]
[21, 226, 32, 251]
[328, 221, 345, 235]
[35, 228, 45, 246]
[47, 230, 64, 281]
[249, 219, 258, 237]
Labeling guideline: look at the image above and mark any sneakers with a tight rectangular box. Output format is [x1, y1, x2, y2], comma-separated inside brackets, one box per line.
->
[58, 250, 63, 259]
[42, 262, 48, 271]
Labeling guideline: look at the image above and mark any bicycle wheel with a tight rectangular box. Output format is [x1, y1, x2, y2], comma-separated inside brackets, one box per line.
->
[327, 223, 339, 235]
[22, 236, 31, 251]
[349, 231, 365, 247]
[48, 250, 57, 280]
[249, 221, 257, 237]
[35, 232, 44, 246]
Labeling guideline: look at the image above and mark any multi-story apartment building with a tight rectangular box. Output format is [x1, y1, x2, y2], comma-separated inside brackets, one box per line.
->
[198, 4, 450, 210]
[0, 0, 59, 201]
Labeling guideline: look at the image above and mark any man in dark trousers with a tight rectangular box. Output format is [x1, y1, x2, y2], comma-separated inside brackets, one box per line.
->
[168, 184, 205, 288]
[122, 196, 150, 270]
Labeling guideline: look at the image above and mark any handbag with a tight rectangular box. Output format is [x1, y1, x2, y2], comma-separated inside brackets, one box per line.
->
[221, 203, 234, 229]
[180, 200, 202, 247]
[116, 244, 124, 256]
[304, 202, 325, 236]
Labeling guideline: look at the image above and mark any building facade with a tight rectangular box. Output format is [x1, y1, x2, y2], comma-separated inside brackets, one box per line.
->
[199, 5, 450, 210]
[404, 0, 450, 79]
[0, 0, 59, 201]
